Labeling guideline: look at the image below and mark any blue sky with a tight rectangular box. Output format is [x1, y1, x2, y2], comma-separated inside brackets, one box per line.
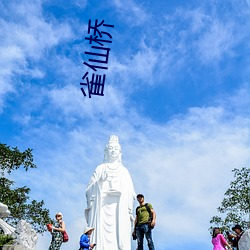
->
[1, 0, 250, 249]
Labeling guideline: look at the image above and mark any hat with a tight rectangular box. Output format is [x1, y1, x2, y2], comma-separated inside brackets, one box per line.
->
[84, 227, 94, 234]
[55, 212, 63, 218]
[232, 225, 243, 231]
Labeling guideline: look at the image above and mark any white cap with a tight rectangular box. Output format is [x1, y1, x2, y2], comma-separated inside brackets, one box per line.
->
[55, 212, 63, 218]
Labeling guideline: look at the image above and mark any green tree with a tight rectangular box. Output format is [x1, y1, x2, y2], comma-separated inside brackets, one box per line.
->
[210, 167, 250, 232]
[0, 143, 52, 233]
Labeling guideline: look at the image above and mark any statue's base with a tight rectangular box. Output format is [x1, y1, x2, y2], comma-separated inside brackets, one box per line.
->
[1, 245, 26, 250]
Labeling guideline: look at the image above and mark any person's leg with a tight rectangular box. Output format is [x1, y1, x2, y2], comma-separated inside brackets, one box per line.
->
[145, 225, 155, 250]
[52, 238, 62, 250]
[49, 238, 55, 250]
[136, 224, 146, 250]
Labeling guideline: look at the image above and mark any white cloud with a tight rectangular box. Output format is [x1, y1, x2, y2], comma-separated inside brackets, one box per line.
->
[108, 41, 164, 91]
[47, 83, 127, 120]
[73, 0, 87, 9]
[155, 7, 242, 69]
[196, 20, 235, 63]
[219, 83, 250, 115]
[110, 45, 159, 89]
[189, 8, 210, 33]
[0, 0, 73, 110]
[128, 43, 158, 85]
[112, 0, 149, 26]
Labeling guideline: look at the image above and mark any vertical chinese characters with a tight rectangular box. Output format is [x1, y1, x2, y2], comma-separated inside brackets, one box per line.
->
[80, 19, 114, 98]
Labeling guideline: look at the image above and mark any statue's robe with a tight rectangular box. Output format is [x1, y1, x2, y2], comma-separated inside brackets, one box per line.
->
[85, 163, 136, 250]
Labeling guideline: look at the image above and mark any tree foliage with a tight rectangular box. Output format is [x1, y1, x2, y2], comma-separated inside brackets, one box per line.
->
[0, 144, 36, 175]
[0, 143, 52, 233]
[210, 167, 250, 232]
[0, 234, 14, 246]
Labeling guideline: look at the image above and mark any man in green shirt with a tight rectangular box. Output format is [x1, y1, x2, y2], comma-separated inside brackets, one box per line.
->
[133, 194, 156, 250]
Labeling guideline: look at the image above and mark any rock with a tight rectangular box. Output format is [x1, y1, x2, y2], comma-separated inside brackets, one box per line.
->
[12, 220, 38, 250]
[238, 229, 250, 250]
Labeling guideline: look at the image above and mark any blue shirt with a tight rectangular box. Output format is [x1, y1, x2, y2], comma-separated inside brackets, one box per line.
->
[79, 234, 90, 250]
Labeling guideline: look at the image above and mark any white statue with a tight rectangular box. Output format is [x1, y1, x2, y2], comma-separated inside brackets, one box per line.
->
[85, 135, 136, 250]
[0, 202, 11, 218]
[13, 220, 38, 250]
[0, 203, 37, 250]
[0, 202, 15, 235]
[239, 229, 250, 250]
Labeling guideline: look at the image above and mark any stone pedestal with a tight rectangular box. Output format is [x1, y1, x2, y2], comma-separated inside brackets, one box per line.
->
[2, 246, 26, 250]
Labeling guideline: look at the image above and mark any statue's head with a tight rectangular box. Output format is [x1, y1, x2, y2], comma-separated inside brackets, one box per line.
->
[104, 135, 122, 163]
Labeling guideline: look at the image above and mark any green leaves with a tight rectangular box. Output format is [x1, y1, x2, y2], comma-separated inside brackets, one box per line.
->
[0, 144, 36, 176]
[210, 167, 250, 232]
[0, 143, 52, 234]
[0, 234, 14, 246]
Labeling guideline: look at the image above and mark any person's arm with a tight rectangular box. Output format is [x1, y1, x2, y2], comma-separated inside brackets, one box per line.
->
[52, 221, 65, 232]
[219, 234, 232, 250]
[229, 233, 237, 239]
[150, 208, 156, 227]
[80, 234, 91, 248]
[132, 214, 138, 236]
[134, 215, 138, 228]
[89, 243, 96, 249]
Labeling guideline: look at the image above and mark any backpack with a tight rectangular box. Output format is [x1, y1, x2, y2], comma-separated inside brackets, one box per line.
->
[136, 203, 154, 229]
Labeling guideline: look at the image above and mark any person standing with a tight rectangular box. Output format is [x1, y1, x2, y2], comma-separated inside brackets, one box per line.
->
[49, 212, 66, 250]
[79, 227, 96, 250]
[133, 194, 156, 250]
[211, 227, 232, 250]
[231, 225, 244, 250]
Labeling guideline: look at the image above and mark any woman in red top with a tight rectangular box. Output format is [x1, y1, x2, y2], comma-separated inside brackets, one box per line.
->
[212, 227, 232, 250]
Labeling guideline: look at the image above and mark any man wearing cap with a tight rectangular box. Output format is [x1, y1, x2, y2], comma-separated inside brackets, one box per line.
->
[230, 225, 244, 250]
[79, 227, 96, 250]
[133, 194, 156, 250]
